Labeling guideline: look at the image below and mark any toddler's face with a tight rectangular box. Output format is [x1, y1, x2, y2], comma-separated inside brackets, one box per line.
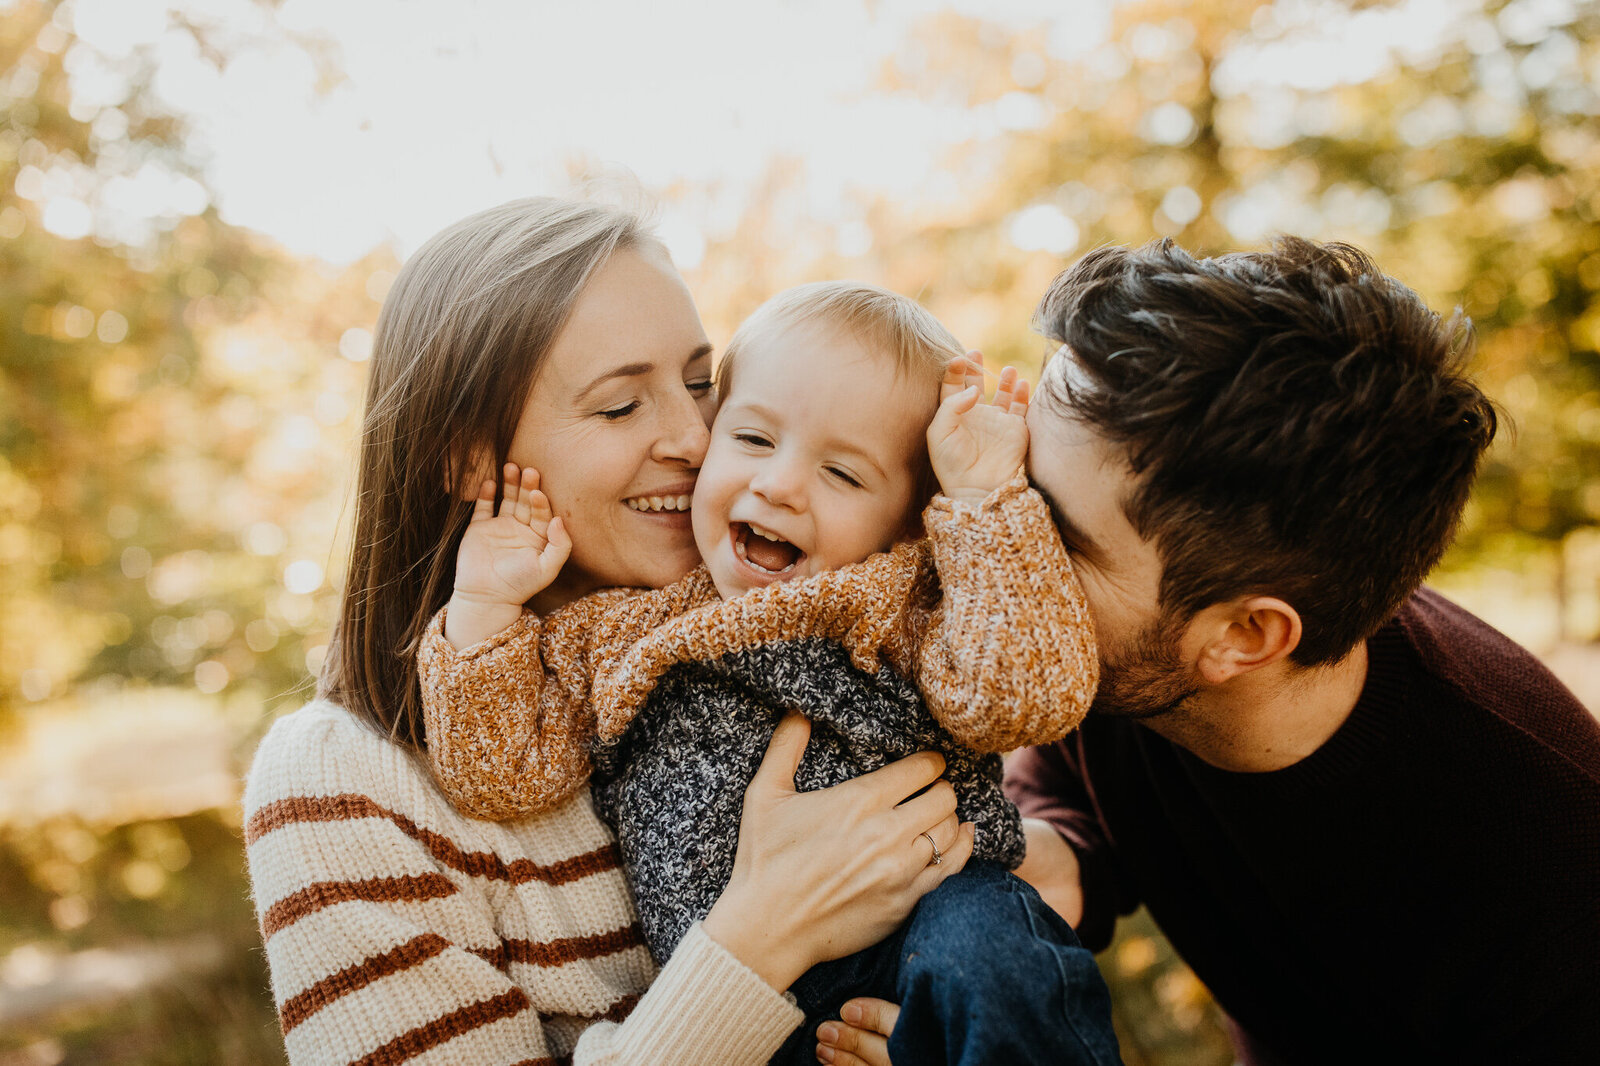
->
[692, 320, 936, 599]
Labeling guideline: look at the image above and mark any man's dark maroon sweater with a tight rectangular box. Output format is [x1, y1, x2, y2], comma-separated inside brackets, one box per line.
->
[1005, 589, 1600, 1065]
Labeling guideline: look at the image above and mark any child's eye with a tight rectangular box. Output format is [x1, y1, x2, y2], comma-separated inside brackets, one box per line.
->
[685, 379, 713, 395]
[598, 401, 641, 420]
[826, 466, 863, 489]
[733, 432, 772, 448]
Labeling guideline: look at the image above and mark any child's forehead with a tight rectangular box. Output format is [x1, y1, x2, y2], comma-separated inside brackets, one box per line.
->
[722, 331, 935, 437]
[743, 315, 943, 384]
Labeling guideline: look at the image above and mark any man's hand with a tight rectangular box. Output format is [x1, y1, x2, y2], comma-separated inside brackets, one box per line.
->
[1012, 817, 1086, 927]
[927, 351, 1030, 505]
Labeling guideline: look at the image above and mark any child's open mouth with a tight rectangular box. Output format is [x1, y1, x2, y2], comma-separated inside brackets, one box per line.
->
[732, 522, 804, 576]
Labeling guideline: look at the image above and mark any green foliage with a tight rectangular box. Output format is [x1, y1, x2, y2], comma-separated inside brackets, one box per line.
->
[0, 0, 369, 725]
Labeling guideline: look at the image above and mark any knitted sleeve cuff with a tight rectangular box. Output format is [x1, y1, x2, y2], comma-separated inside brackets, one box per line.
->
[593, 922, 803, 1065]
[923, 471, 1033, 521]
[419, 604, 542, 662]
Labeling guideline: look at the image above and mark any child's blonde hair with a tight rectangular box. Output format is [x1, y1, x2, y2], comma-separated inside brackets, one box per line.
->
[716, 281, 964, 399]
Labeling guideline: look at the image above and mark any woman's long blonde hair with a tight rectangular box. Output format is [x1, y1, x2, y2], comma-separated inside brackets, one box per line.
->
[321, 198, 649, 748]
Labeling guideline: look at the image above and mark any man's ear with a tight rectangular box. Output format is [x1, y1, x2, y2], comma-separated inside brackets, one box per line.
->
[1190, 596, 1302, 686]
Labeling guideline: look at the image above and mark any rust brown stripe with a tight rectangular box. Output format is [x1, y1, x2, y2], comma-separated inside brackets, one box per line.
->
[246, 794, 620, 886]
[261, 874, 457, 938]
[278, 933, 451, 1034]
[597, 992, 639, 1024]
[468, 924, 646, 971]
[348, 989, 531, 1066]
[509, 1060, 558, 1066]
[540, 991, 641, 1026]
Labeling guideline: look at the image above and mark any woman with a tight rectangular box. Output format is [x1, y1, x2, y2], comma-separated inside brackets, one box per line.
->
[242, 198, 966, 1065]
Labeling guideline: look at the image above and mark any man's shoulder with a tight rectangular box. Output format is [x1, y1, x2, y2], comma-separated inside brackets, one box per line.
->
[1387, 588, 1600, 778]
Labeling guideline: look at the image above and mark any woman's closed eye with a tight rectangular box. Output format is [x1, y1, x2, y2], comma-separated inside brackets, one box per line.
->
[733, 431, 773, 448]
[598, 401, 641, 420]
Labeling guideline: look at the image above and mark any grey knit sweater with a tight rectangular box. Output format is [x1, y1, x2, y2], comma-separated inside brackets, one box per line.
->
[593, 637, 1024, 961]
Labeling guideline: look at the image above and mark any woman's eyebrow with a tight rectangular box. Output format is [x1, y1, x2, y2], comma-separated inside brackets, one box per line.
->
[576, 362, 654, 404]
[573, 344, 712, 404]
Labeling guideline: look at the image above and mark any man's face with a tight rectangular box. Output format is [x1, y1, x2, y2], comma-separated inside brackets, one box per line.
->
[1025, 356, 1201, 719]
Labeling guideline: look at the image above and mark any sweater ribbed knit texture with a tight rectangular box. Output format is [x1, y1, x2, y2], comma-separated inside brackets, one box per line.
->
[418, 478, 1099, 965]
[419, 478, 1097, 817]
[243, 700, 803, 1065]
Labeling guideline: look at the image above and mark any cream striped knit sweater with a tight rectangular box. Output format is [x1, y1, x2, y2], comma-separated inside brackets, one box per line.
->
[243, 700, 803, 1065]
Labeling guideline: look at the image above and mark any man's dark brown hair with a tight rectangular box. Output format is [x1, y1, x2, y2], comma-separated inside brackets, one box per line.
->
[1034, 236, 1498, 667]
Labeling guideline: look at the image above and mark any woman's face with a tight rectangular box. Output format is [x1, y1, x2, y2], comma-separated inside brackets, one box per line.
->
[507, 242, 716, 607]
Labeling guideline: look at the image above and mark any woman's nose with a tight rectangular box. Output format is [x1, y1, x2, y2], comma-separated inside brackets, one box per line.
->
[650, 391, 711, 466]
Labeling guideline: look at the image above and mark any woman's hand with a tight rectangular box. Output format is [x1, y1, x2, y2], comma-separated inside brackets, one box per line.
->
[445, 462, 572, 649]
[816, 998, 899, 1065]
[702, 713, 975, 992]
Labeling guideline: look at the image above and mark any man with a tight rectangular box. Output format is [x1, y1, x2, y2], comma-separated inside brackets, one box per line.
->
[1007, 237, 1600, 1065]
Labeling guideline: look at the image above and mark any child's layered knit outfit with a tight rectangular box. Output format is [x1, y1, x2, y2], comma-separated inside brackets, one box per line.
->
[419, 478, 1123, 1066]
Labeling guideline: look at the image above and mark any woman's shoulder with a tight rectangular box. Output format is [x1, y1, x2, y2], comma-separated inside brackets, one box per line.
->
[243, 698, 622, 862]
[243, 698, 440, 820]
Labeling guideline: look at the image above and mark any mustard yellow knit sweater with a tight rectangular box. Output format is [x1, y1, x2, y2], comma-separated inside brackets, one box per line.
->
[420, 478, 1099, 821]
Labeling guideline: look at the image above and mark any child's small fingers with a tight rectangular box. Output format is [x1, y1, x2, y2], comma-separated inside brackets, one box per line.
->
[471, 479, 497, 522]
[1011, 376, 1031, 414]
[527, 488, 553, 526]
[542, 517, 572, 573]
[546, 516, 570, 551]
[513, 467, 539, 526]
[498, 463, 521, 517]
[964, 350, 986, 393]
[993, 365, 1019, 406]
[940, 356, 972, 400]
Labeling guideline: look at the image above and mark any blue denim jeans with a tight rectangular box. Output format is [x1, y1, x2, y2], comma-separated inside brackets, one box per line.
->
[772, 862, 1123, 1065]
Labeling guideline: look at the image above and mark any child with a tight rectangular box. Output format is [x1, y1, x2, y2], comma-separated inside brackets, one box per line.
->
[419, 282, 1120, 1066]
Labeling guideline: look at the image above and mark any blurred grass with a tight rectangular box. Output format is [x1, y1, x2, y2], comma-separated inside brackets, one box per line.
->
[0, 811, 283, 1065]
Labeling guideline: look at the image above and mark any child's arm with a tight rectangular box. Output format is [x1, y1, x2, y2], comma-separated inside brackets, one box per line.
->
[909, 354, 1100, 753]
[419, 463, 597, 819]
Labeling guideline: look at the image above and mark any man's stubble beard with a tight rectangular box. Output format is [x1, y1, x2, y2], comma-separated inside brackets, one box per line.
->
[1091, 609, 1201, 721]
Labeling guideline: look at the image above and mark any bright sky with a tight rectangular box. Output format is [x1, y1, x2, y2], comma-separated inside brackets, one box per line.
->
[34, 0, 1515, 265]
[51, 0, 1113, 264]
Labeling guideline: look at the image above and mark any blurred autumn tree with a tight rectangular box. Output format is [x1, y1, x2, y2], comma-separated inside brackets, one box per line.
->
[695, 0, 1600, 637]
[0, 0, 374, 730]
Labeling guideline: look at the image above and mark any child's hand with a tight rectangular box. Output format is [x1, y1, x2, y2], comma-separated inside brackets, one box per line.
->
[927, 351, 1030, 505]
[444, 463, 571, 650]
